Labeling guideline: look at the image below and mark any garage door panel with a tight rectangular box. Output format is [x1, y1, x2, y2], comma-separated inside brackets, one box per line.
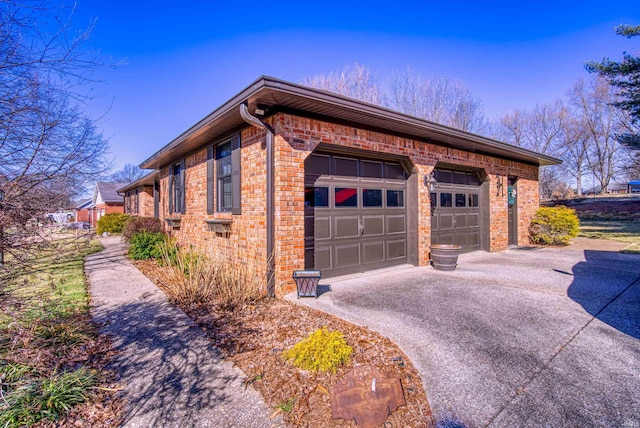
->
[387, 239, 406, 259]
[315, 217, 331, 240]
[438, 233, 454, 245]
[454, 233, 467, 247]
[314, 247, 332, 270]
[467, 231, 480, 248]
[386, 215, 406, 234]
[454, 214, 467, 229]
[468, 213, 479, 227]
[363, 241, 385, 263]
[363, 215, 384, 236]
[335, 216, 359, 239]
[439, 214, 454, 230]
[335, 244, 360, 268]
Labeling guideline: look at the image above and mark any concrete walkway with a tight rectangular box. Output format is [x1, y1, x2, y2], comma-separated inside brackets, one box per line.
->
[290, 238, 640, 428]
[86, 236, 282, 428]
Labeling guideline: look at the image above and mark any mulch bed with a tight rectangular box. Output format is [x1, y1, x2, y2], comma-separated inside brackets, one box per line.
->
[134, 259, 433, 427]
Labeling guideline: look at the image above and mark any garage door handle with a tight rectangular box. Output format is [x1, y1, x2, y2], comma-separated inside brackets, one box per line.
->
[359, 221, 365, 236]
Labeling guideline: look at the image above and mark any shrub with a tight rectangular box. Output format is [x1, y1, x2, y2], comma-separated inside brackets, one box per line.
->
[155, 243, 265, 309]
[123, 216, 164, 239]
[128, 232, 166, 260]
[529, 206, 580, 246]
[96, 213, 130, 235]
[282, 327, 353, 373]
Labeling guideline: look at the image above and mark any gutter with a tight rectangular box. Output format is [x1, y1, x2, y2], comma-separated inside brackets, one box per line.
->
[240, 103, 275, 298]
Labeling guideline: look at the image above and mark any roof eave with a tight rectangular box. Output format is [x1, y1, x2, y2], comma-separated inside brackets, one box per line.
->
[140, 76, 562, 170]
[117, 171, 159, 193]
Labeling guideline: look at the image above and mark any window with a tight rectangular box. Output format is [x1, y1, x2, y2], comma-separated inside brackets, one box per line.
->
[217, 141, 232, 211]
[153, 182, 160, 218]
[362, 189, 382, 207]
[133, 189, 139, 214]
[169, 161, 185, 214]
[387, 189, 404, 207]
[440, 193, 453, 208]
[455, 193, 466, 207]
[335, 187, 358, 207]
[305, 187, 329, 207]
[212, 135, 241, 214]
[469, 194, 479, 207]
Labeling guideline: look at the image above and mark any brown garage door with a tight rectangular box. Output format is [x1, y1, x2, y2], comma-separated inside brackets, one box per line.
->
[305, 153, 408, 278]
[430, 169, 482, 251]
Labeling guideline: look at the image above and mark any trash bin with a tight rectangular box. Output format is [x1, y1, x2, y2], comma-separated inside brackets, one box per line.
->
[292, 270, 322, 298]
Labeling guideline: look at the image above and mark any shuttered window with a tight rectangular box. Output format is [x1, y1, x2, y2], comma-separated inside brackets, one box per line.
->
[208, 135, 241, 214]
[169, 160, 185, 214]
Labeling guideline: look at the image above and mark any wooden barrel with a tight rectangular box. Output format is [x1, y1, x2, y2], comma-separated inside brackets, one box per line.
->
[429, 244, 462, 271]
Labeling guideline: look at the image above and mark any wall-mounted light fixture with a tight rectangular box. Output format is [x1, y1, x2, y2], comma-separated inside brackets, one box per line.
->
[424, 171, 437, 192]
[496, 175, 504, 196]
[254, 104, 269, 116]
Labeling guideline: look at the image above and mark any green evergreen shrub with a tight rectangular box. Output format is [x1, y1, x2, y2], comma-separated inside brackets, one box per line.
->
[529, 206, 580, 245]
[282, 327, 353, 373]
[123, 216, 164, 239]
[96, 213, 130, 235]
[128, 232, 166, 260]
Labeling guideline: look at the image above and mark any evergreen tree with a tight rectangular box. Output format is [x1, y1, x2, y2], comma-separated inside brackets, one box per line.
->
[586, 25, 640, 148]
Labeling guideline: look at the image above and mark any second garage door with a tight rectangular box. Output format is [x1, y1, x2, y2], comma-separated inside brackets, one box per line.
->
[430, 168, 483, 251]
[305, 153, 409, 278]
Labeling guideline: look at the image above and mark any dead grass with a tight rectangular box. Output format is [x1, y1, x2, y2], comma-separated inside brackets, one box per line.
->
[152, 242, 266, 310]
[135, 259, 433, 427]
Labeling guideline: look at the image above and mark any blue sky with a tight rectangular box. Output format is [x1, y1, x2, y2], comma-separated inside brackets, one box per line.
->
[74, 1, 640, 170]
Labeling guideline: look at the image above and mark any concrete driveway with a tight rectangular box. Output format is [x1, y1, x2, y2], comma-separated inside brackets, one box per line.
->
[289, 240, 640, 427]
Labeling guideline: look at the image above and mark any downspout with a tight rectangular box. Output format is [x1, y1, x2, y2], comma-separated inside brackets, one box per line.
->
[240, 103, 275, 297]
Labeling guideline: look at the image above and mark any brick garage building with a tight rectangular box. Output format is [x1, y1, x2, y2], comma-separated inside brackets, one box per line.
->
[119, 172, 159, 218]
[140, 77, 560, 296]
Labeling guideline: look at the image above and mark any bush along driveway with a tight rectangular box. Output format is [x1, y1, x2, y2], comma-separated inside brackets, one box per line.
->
[291, 241, 640, 427]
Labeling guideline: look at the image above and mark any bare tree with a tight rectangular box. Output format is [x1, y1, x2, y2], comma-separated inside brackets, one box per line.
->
[0, 1, 111, 274]
[109, 163, 146, 184]
[495, 101, 569, 198]
[568, 76, 623, 194]
[559, 117, 590, 196]
[301, 64, 486, 133]
[300, 62, 382, 105]
[385, 67, 486, 133]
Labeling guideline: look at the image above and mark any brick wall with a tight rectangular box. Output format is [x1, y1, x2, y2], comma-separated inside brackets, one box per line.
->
[75, 209, 89, 223]
[156, 112, 540, 296]
[124, 186, 154, 217]
[139, 186, 154, 217]
[157, 124, 270, 292]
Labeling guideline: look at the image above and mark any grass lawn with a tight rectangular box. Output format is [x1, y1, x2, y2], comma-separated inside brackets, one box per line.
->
[579, 220, 640, 253]
[544, 196, 640, 254]
[0, 235, 122, 427]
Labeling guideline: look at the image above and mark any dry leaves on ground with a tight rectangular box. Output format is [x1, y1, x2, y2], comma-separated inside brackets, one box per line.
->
[135, 259, 433, 427]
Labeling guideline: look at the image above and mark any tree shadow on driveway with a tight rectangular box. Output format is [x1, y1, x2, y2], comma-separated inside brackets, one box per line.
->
[567, 250, 640, 339]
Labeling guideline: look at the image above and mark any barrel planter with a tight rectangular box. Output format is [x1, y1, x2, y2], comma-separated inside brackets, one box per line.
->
[429, 244, 462, 271]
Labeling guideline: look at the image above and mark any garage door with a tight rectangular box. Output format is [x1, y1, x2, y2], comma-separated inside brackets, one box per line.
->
[430, 168, 482, 251]
[305, 153, 408, 278]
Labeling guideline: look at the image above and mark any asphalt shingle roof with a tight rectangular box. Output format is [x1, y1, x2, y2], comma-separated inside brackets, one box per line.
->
[96, 182, 127, 203]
